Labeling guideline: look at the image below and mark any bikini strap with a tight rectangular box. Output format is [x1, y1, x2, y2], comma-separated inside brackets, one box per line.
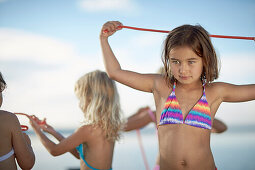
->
[202, 82, 206, 94]
[0, 148, 14, 162]
[173, 81, 176, 92]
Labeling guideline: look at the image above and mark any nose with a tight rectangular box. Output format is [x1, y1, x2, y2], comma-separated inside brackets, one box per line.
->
[179, 63, 188, 74]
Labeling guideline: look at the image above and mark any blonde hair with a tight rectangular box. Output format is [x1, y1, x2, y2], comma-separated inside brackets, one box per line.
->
[74, 70, 122, 141]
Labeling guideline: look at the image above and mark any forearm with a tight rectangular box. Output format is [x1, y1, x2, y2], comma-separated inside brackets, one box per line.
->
[100, 37, 121, 79]
[124, 110, 153, 131]
[49, 130, 65, 142]
[47, 130, 79, 159]
[34, 128, 59, 156]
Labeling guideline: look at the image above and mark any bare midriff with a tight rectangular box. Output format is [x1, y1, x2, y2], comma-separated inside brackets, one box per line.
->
[158, 124, 215, 170]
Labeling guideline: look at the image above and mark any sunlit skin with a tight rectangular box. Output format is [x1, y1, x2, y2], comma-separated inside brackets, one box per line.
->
[158, 47, 215, 170]
[100, 21, 255, 170]
[124, 106, 227, 169]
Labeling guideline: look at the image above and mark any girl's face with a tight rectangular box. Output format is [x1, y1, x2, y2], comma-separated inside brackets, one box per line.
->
[169, 46, 203, 85]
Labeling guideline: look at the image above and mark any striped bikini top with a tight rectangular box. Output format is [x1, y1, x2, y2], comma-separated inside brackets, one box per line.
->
[158, 82, 212, 130]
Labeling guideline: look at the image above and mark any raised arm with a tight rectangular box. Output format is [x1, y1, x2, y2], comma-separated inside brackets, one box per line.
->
[29, 116, 87, 159]
[100, 21, 157, 93]
[124, 107, 155, 131]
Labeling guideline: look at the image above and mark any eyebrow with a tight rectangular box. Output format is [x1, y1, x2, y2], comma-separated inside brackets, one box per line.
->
[170, 57, 199, 60]
[187, 58, 199, 60]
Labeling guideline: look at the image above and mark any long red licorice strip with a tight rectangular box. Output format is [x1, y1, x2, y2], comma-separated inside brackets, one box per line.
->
[118, 25, 255, 41]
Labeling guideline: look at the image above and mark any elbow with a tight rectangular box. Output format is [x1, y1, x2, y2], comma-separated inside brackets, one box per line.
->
[50, 150, 61, 157]
[19, 154, 35, 170]
[49, 148, 62, 157]
[213, 125, 228, 133]
[106, 71, 117, 80]
[219, 125, 228, 133]
[105, 68, 121, 80]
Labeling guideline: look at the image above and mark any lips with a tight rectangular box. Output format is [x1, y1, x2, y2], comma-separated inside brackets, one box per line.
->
[179, 76, 190, 80]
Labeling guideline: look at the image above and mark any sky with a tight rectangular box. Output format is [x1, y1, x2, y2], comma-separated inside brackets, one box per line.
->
[0, 0, 254, 128]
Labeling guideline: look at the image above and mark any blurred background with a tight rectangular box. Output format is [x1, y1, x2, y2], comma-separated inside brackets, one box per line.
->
[0, 0, 255, 169]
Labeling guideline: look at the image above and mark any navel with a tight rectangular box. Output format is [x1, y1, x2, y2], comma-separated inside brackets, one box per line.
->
[180, 160, 187, 166]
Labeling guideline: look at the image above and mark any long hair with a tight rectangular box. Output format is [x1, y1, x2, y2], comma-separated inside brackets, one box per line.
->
[74, 70, 122, 141]
[162, 24, 219, 87]
[0, 72, 6, 93]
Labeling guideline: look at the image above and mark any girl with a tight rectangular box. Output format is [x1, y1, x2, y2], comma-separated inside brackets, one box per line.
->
[29, 70, 122, 170]
[0, 72, 35, 170]
[124, 106, 227, 170]
[100, 21, 255, 170]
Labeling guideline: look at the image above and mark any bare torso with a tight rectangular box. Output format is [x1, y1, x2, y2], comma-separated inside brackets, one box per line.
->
[158, 124, 215, 170]
[153, 77, 219, 170]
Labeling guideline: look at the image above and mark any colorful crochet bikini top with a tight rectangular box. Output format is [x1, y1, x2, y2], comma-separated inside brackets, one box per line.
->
[158, 82, 212, 130]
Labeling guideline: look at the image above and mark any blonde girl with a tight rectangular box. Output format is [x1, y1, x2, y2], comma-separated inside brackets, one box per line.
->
[29, 70, 122, 170]
[100, 21, 255, 170]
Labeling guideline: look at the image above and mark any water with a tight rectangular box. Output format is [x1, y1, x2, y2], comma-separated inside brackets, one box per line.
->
[18, 125, 255, 170]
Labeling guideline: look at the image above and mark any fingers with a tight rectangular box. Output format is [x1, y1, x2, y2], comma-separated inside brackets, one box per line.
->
[29, 115, 46, 125]
[101, 21, 123, 37]
[41, 118, 47, 125]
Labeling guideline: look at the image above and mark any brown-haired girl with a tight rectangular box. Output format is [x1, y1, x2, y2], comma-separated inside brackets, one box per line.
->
[100, 21, 255, 170]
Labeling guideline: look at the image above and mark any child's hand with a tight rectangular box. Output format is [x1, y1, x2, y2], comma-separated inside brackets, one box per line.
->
[28, 115, 42, 131]
[100, 21, 123, 39]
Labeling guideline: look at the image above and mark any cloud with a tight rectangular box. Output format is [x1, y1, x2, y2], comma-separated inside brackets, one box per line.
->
[79, 0, 138, 12]
[0, 28, 78, 65]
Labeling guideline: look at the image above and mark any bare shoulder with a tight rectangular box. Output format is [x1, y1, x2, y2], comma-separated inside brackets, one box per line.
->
[0, 110, 19, 125]
[153, 75, 171, 94]
[205, 82, 230, 93]
[76, 124, 105, 142]
[76, 124, 93, 133]
[75, 124, 96, 136]
[0, 110, 16, 117]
